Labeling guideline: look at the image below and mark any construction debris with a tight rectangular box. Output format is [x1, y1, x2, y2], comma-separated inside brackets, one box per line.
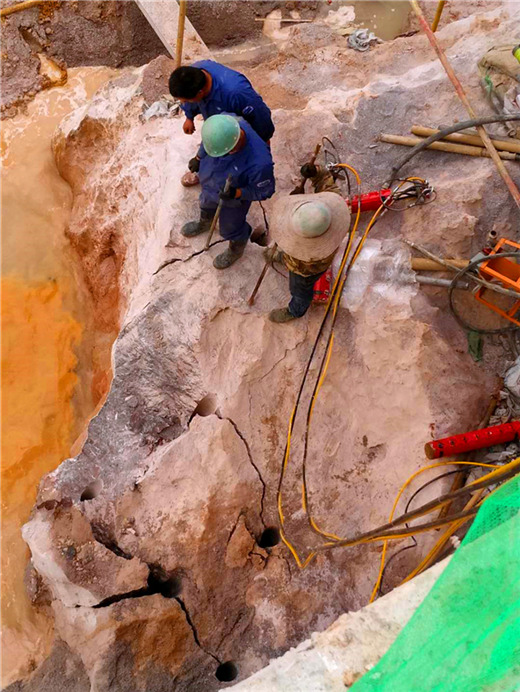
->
[140, 97, 179, 122]
[348, 28, 382, 52]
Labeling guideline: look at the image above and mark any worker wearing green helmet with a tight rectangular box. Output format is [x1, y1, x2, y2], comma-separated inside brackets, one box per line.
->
[181, 113, 275, 270]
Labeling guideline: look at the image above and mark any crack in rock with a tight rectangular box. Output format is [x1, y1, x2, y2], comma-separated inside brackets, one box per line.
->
[226, 511, 246, 547]
[174, 595, 221, 665]
[215, 609, 250, 654]
[90, 522, 134, 560]
[248, 328, 310, 386]
[218, 414, 266, 524]
[153, 239, 226, 275]
[93, 587, 152, 608]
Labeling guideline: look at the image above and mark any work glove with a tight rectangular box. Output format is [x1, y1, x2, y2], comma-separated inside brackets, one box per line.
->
[188, 156, 200, 173]
[219, 185, 239, 201]
[300, 163, 318, 179]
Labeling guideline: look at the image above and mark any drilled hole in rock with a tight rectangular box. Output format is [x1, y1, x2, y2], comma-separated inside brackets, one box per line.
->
[147, 568, 182, 599]
[215, 661, 238, 682]
[192, 394, 217, 418]
[258, 527, 280, 549]
[80, 482, 101, 502]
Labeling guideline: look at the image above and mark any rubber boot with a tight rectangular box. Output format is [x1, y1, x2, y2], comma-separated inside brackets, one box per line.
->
[269, 307, 297, 323]
[213, 240, 247, 270]
[181, 212, 212, 238]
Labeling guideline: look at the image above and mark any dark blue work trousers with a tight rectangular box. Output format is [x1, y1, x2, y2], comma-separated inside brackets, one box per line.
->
[288, 271, 325, 318]
[200, 195, 252, 243]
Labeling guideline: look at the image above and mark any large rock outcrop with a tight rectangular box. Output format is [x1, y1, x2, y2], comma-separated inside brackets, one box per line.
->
[16, 4, 520, 689]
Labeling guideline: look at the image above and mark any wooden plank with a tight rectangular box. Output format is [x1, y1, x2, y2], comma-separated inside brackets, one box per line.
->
[135, 0, 211, 63]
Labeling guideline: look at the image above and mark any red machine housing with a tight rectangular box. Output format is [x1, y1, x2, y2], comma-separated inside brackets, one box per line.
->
[349, 189, 392, 213]
[425, 421, 520, 459]
[313, 267, 332, 304]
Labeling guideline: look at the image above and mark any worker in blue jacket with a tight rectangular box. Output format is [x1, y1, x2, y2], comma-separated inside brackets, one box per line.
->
[169, 60, 274, 184]
[181, 113, 275, 270]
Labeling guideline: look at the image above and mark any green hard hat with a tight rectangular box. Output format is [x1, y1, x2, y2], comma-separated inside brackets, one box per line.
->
[291, 201, 332, 238]
[513, 45, 520, 64]
[201, 114, 241, 157]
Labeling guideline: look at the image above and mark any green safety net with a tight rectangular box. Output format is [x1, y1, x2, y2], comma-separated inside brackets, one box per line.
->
[352, 474, 520, 692]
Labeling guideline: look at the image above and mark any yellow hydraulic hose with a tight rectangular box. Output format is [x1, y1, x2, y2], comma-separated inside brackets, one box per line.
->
[369, 460, 499, 602]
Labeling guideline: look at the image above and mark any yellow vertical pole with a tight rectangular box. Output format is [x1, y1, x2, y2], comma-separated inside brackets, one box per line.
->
[431, 0, 446, 32]
[175, 0, 187, 68]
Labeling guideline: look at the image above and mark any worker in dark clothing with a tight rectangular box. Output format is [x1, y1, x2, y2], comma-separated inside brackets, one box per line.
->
[169, 60, 274, 185]
[181, 113, 275, 270]
[268, 192, 350, 323]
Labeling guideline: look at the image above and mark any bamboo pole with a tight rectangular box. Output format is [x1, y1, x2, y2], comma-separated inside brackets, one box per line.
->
[412, 258, 468, 271]
[381, 134, 520, 161]
[409, 0, 520, 211]
[431, 0, 446, 32]
[0, 0, 42, 17]
[412, 126, 520, 154]
[175, 0, 187, 69]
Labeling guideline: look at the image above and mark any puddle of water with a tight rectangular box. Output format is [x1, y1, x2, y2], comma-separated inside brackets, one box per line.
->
[353, 1, 411, 41]
[1, 66, 117, 685]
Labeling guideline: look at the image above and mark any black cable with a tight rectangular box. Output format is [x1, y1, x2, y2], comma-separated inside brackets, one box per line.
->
[448, 251, 520, 334]
[377, 544, 417, 596]
[301, 178, 431, 541]
[378, 470, 464, 595]
[388, 114, 520, 183]
[317, 460, 520, 552]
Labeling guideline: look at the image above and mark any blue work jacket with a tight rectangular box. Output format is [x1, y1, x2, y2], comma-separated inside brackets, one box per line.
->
[181, 60, 275, 142]
[198, 118, 275, 205]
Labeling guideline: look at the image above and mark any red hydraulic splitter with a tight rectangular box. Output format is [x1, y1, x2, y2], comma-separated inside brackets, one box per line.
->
[349, 189, 392, 213]
[312, 188, 392, 303]
[313, 268, 333, 304]
[425, 421, 520, 459]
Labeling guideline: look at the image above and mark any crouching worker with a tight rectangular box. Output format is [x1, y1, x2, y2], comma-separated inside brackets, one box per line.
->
[169, 61, 274, 186]
[268, 192, 350, 323]
[181, 113, 275, 270]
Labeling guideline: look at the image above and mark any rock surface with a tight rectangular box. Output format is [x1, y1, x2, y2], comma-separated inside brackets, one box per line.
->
[233, 558, 450, 691]
[0, 1, 166, 117]
[16, 3, 520, 690]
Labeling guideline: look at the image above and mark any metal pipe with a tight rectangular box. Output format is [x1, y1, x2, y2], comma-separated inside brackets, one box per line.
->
[415, 275, 468, 289]
[404, 240, 520, 299]
[431, 0, 446, 32]
[409, 0, 520, 210]
[175, 0, 187, 69]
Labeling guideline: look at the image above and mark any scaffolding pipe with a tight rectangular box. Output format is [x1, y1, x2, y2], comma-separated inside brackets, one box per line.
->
[409, 0, 520, 211]
[431, 0, 446, 32]
[175, 0, 187, 69]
